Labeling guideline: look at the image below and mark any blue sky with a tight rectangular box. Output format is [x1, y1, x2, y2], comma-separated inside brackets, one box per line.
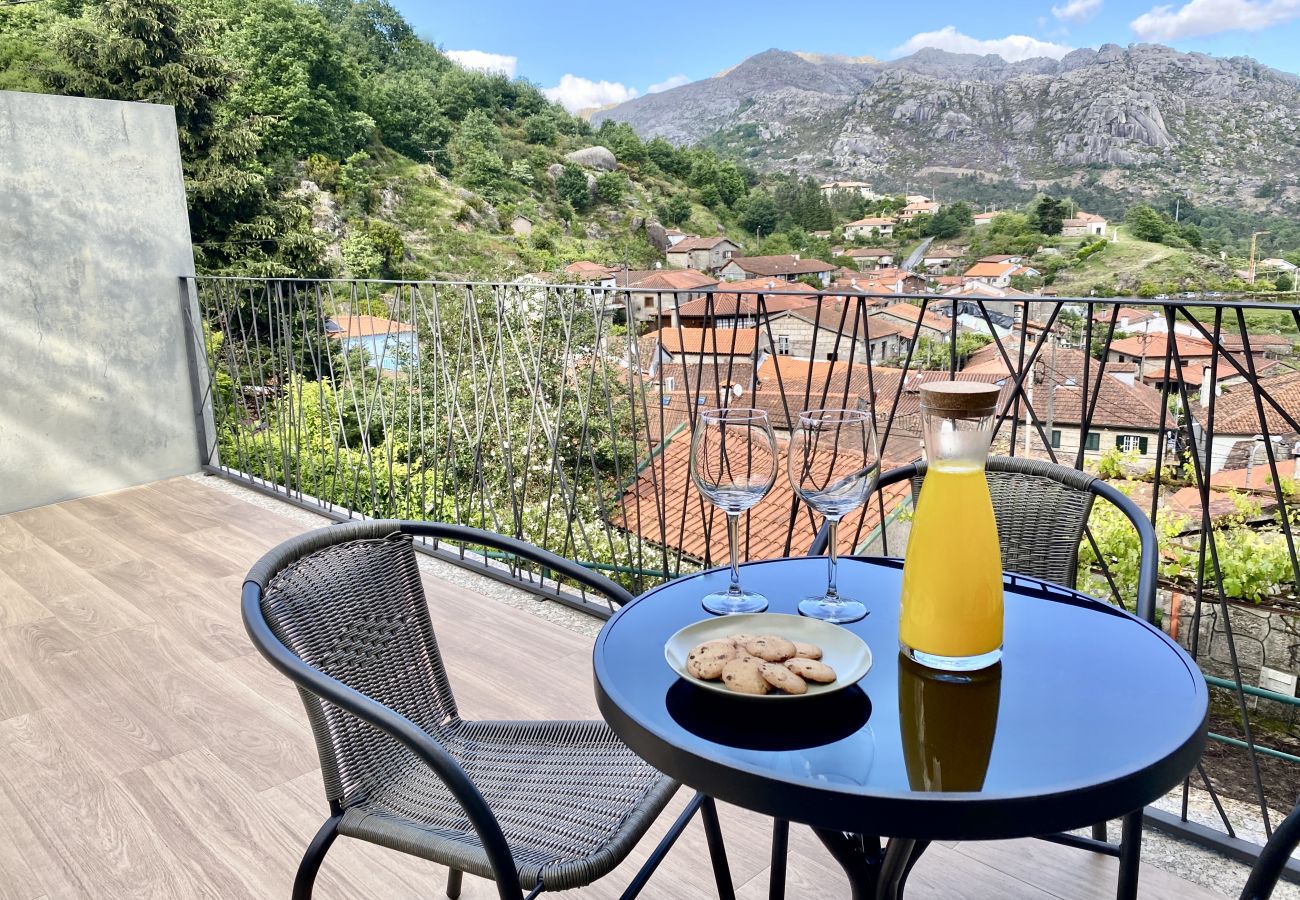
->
[395, 1, 1300, 111]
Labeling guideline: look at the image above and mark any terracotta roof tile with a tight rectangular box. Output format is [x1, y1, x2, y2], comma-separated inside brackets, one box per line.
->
[1108, 333, 1215, 359]
[668, 236, 738, 253]
[612, 432, 914, 562]
[326, 315, 413, 339]
[726, 255, 837, 277]
[646, 327, 760, 356]
[1207, 369, 1300, 436]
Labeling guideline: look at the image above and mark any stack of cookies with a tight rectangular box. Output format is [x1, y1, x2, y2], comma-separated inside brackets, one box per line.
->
[686, 633, 837, 695]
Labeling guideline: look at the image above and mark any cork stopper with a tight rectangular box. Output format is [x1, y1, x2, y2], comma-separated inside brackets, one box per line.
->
[919, 381, 1000, 416]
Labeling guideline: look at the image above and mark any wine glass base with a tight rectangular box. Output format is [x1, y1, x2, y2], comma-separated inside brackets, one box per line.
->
[798, 596, 868, 624]
[702, 589, 769, 615]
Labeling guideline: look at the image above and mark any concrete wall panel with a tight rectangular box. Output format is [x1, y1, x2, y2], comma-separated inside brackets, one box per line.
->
[0, 91, 200, 514]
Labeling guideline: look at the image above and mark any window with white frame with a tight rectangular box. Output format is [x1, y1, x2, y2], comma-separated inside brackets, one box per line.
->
[778, 335, 790, 355]
[1116, 434, 1149, 454]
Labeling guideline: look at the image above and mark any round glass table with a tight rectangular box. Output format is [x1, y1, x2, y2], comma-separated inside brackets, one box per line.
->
[593, 557, 1208, 900]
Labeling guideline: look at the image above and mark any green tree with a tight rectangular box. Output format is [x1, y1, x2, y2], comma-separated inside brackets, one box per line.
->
[738, 192, 778, 235]
[1125, 204, 1169, 243]
[1031, 195, 1066, 235]
[215, 0, 373, 161]
[449, 109, 507, 192]
[43, 0, 325, 275]
[556, 163, 592, 211]
[365, 70, 451, 162]
[595, 120, 646, 166]
[645, 137, 683, 175]
[717, 162, 747, 207]
[655, 193, 692, 227]
[595, 171, 627, 205]
[924, 202, 973, 239]
[523, 113, 558, 145]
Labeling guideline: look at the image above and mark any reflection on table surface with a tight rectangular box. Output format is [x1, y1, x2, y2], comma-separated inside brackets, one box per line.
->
[899, 655, 1001, 793]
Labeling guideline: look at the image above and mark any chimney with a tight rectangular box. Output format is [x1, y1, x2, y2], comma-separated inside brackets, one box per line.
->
[793, 254, 800, 261]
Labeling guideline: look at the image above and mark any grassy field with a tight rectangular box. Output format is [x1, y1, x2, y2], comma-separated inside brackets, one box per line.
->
[1049, 228, 1227, 295]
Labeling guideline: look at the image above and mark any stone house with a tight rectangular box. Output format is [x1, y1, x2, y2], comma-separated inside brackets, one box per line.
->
[664, 236, 740, 272]
[717, 255, 837, 286]
[1061, 211, 1107, 237]
[845, 247, 895, 270]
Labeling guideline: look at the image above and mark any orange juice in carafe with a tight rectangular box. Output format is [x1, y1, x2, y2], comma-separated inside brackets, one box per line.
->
[899, 382, 1004, 671]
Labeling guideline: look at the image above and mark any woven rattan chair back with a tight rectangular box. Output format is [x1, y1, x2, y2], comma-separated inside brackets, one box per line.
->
[258, 530, 455, 805]
[903, 456, 1098, 590]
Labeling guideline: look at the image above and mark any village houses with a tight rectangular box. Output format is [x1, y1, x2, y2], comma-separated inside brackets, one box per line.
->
[665, 236, 740, 272]
[845, 247, 896, 270]
[718, 254, 837, 286]
[843, 217, 896, 239]
[898, 200, 941, 223]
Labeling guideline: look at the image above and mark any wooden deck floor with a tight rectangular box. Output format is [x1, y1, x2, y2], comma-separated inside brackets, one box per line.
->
[0, 476, 1228, 899]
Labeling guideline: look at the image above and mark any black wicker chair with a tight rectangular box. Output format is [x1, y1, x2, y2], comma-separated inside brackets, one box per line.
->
[1241, 801, 1300, 900]
[802, 455, 1159, 900]
[243, 519, 734, 900]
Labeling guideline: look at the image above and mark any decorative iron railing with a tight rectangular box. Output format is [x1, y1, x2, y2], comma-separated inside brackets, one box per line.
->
[184, 275, 1299, 873]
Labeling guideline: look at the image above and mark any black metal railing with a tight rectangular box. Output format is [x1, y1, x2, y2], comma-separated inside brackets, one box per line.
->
[184, 274, 1299, 869]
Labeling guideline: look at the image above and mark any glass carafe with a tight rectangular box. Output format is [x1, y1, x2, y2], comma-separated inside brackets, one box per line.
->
[899, 382, 1004, 671]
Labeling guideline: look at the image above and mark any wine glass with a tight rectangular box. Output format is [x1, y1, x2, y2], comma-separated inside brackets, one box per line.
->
[788, 408, 880, 623]
[690, 407, 778, 614]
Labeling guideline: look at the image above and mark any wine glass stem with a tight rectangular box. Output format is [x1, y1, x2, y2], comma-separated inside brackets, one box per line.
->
[727, 512, 742, 596]
[825, 516, 841, 602]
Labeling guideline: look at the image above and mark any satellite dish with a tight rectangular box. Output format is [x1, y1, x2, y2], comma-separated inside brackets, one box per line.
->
[732, 383, 744, 398]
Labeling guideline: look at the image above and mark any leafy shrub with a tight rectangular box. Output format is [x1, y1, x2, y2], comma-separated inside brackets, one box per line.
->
[595, 171, 627, 205]
[555, 163, 591, 211]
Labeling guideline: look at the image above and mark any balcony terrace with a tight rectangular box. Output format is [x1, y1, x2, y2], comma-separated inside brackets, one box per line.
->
[0, 473, 1268, 899]
[5, 89, 1300, 899]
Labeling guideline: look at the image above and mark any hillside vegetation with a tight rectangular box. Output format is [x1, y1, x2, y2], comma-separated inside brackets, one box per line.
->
[0, 0, 758, 277]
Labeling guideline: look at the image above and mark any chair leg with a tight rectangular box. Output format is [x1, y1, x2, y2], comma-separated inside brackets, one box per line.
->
[1116, 810, 1142, 900]
[699, 796, 737, 900]
[447, 868, 463, 899]
[1092, 821, 1108, 842]
[293, 814, 342, 900]
[769, 818, 789, 900]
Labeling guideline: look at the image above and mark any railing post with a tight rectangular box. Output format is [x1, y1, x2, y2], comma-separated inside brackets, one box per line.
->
[177, 275, 217, 470]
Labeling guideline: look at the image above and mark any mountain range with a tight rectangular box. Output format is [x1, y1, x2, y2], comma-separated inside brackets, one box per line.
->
[593, 44, 1300, 212]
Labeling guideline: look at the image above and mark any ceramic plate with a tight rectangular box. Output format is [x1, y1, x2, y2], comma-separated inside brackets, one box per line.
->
[664, 612, 873, 700]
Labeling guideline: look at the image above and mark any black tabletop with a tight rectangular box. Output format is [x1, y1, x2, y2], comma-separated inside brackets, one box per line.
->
[593, 557, 1208, 841]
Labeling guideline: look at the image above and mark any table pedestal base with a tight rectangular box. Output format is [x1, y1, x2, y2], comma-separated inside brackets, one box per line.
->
[811, 830, 929, 900]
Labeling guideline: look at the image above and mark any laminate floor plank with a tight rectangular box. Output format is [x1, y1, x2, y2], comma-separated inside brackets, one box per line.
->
[0, 711, 201, 898]
[0, 544, 152, 640]
[952, 836, 1225, 900]
[88, 624, 319, 792]
[0, 569, 52, 629]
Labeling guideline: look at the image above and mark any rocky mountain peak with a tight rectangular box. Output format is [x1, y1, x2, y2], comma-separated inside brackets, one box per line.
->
[591, 43, 1300, 210]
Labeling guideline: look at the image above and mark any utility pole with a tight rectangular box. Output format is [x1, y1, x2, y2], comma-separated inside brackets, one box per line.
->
[1249, 230, 1270, 285]
[1174, 197, 1180, 223]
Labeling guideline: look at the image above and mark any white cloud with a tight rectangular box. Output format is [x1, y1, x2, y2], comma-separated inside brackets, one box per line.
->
[543, 74, 639, 112]
[1131, 0, 1300, 40]
[1053, 0, 1103, 22]
[648, 74, 691, 94]
[445, 49, 518, 78]
[891, 26, 1074, 61]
